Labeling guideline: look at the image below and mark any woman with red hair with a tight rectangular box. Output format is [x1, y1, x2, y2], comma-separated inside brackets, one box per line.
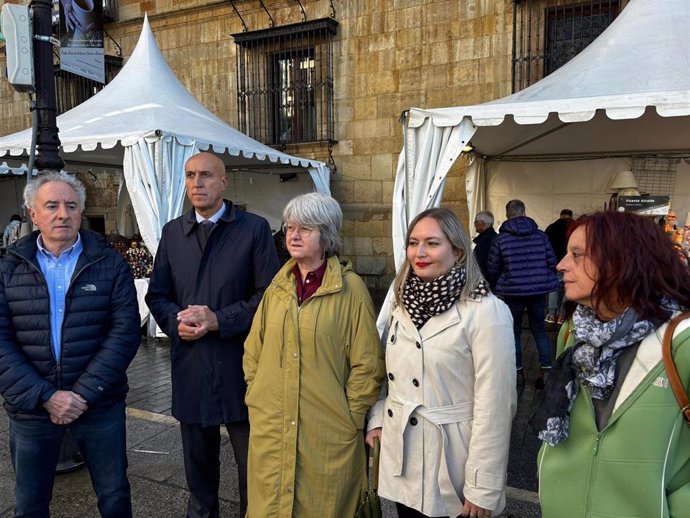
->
[534, 211, 690, 517]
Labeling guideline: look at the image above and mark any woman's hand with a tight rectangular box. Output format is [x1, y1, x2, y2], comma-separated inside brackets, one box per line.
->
[460, 498, 492, 518]
[365, 427, 382, 448]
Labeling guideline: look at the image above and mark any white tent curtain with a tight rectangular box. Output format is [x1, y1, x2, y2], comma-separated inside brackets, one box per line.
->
[391, 115, 478, 269]
[307, 166, 330, 196]
[465, 155, 486, 231]
[377, 115, 477, 333]
[123, 135, 195, 256]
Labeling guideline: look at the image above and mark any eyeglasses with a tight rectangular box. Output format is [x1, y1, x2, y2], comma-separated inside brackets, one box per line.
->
[281, 223, 315, 239]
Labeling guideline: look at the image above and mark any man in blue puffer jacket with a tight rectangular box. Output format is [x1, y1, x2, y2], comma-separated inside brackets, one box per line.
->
[487, 199, 559, 388]
[0, 171, 140, 517]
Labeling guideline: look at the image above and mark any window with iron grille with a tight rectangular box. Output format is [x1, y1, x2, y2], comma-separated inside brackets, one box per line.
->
[54, 55, 122, 114]
[233, 18, 337, 146]
[512, 1, 627, 92]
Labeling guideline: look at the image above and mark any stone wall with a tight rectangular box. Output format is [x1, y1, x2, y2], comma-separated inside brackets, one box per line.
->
[0, 0, 515, 287]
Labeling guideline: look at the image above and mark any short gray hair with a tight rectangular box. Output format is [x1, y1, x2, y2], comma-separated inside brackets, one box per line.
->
[506, 199, 525, 218]
[24, 171, 86, 210]
[282, 192, 343, 257]
[474, 210, 494, 227]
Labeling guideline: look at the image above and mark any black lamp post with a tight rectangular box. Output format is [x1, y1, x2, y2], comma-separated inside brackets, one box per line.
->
[30, 0, 64, 171]
[28, 4, 82, 474]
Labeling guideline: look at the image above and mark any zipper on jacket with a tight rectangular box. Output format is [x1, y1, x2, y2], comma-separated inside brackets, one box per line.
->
[57, 255, 106, 373]
[11, 247, 105, 387]
[592, 433, 601, 456]
[584, 391, 602, 512]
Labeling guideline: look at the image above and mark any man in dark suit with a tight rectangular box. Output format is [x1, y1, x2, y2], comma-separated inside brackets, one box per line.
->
[146, 152, 279, 518]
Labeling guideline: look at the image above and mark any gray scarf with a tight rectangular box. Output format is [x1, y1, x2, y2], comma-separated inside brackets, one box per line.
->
[531, 302, 673, 447]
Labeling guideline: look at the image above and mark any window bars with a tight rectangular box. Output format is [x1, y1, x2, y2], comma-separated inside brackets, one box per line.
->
[512, 0, 628, 92]
[53, 55, 123, 114]
[233, 18, 338, 147]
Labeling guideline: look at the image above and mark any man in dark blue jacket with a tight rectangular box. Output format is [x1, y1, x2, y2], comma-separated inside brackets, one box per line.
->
[0, 171, 140, 517]
[146, 152, 279, 518]
[487, 199, 559, 388]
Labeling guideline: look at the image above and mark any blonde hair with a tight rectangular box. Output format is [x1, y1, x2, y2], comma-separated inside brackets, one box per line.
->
[393, 207, 485, 305]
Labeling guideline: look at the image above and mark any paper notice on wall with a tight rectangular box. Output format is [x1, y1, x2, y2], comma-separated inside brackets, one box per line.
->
[59, 0, 105, 83]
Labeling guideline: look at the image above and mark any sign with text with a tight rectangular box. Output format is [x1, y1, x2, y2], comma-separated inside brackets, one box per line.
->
[59, 0, 104, 83]
[618, 196, 671, 216]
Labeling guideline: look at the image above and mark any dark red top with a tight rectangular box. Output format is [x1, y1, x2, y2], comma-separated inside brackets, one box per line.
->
[293, 260, 327, 306]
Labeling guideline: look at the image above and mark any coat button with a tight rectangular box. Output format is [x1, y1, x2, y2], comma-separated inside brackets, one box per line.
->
[388, 372, 395, 381]
[410, 417, 418, 426]
[387, 409, 393, 417]
[412, 378, 419, 387]
[390, 334, 396, 343]
[416, 341, 421, 349]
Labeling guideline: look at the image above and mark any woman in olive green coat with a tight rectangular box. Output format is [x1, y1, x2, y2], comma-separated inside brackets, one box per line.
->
[243, 193, 385, 518]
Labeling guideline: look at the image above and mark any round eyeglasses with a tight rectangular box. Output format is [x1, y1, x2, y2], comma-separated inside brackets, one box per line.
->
[281, 223, 315, 239]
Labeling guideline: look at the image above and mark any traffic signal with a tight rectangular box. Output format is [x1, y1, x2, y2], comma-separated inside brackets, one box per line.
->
[1, 3, 34, 92]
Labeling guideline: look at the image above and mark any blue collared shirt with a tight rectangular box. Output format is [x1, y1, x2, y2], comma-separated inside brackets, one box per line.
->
[195, 203, 226, 224]
[36, 233, 83, 360]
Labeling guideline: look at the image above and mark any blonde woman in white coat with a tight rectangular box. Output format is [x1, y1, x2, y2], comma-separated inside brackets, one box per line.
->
[366, 208, 516, 518]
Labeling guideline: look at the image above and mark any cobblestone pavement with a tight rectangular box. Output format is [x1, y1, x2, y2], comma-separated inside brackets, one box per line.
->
[0, 321, 558, 517]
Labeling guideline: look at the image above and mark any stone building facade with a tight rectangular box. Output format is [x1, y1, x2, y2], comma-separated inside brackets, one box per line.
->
[0, 0, 595, 287]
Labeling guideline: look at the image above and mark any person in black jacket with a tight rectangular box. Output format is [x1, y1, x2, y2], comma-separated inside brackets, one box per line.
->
[0, 171, 140, 517]
[473, 210, 497, 279]
[146, 152, 279, 518]
[544, 209, 573, 324]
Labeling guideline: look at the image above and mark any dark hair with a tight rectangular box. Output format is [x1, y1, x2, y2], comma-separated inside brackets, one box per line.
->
[560, 209, 573, 218]
[571, 211, 690, 322]
[10, 214, 21, 222]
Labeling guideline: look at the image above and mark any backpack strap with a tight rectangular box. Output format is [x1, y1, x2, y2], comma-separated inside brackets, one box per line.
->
[662, 311, 690, 427]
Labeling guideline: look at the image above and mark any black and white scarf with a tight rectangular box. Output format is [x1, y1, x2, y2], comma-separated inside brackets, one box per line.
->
[531, 300, 682, 447]
[402, 264, 488, 329]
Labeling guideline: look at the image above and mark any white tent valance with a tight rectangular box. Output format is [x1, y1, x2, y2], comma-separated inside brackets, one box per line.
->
[0, 16, 330, 255]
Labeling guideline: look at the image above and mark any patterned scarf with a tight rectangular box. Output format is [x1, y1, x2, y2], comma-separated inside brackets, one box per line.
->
[531, 300, 682, 447]
[402, 263, 489, 329]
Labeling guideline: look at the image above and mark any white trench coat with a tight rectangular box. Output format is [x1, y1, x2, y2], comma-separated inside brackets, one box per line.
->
[368, 294, 516, 516]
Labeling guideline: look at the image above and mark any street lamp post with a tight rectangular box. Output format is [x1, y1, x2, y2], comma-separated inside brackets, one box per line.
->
[30, 0, 64, 171]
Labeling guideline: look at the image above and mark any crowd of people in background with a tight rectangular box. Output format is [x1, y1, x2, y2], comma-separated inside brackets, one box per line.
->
[1, 155, 689, 518]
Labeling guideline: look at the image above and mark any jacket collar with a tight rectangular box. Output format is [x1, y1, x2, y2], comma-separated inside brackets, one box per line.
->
[272, 255, 345, 300]
[181, 200, 236, 236]
[11, 229, 105, 270]
[473, 226, 496, 244]
[394, 299, 462, 342]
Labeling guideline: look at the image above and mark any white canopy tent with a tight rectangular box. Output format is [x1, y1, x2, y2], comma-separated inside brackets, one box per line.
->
[392, 0, 690, 270]
[0, 15, 330, 255]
